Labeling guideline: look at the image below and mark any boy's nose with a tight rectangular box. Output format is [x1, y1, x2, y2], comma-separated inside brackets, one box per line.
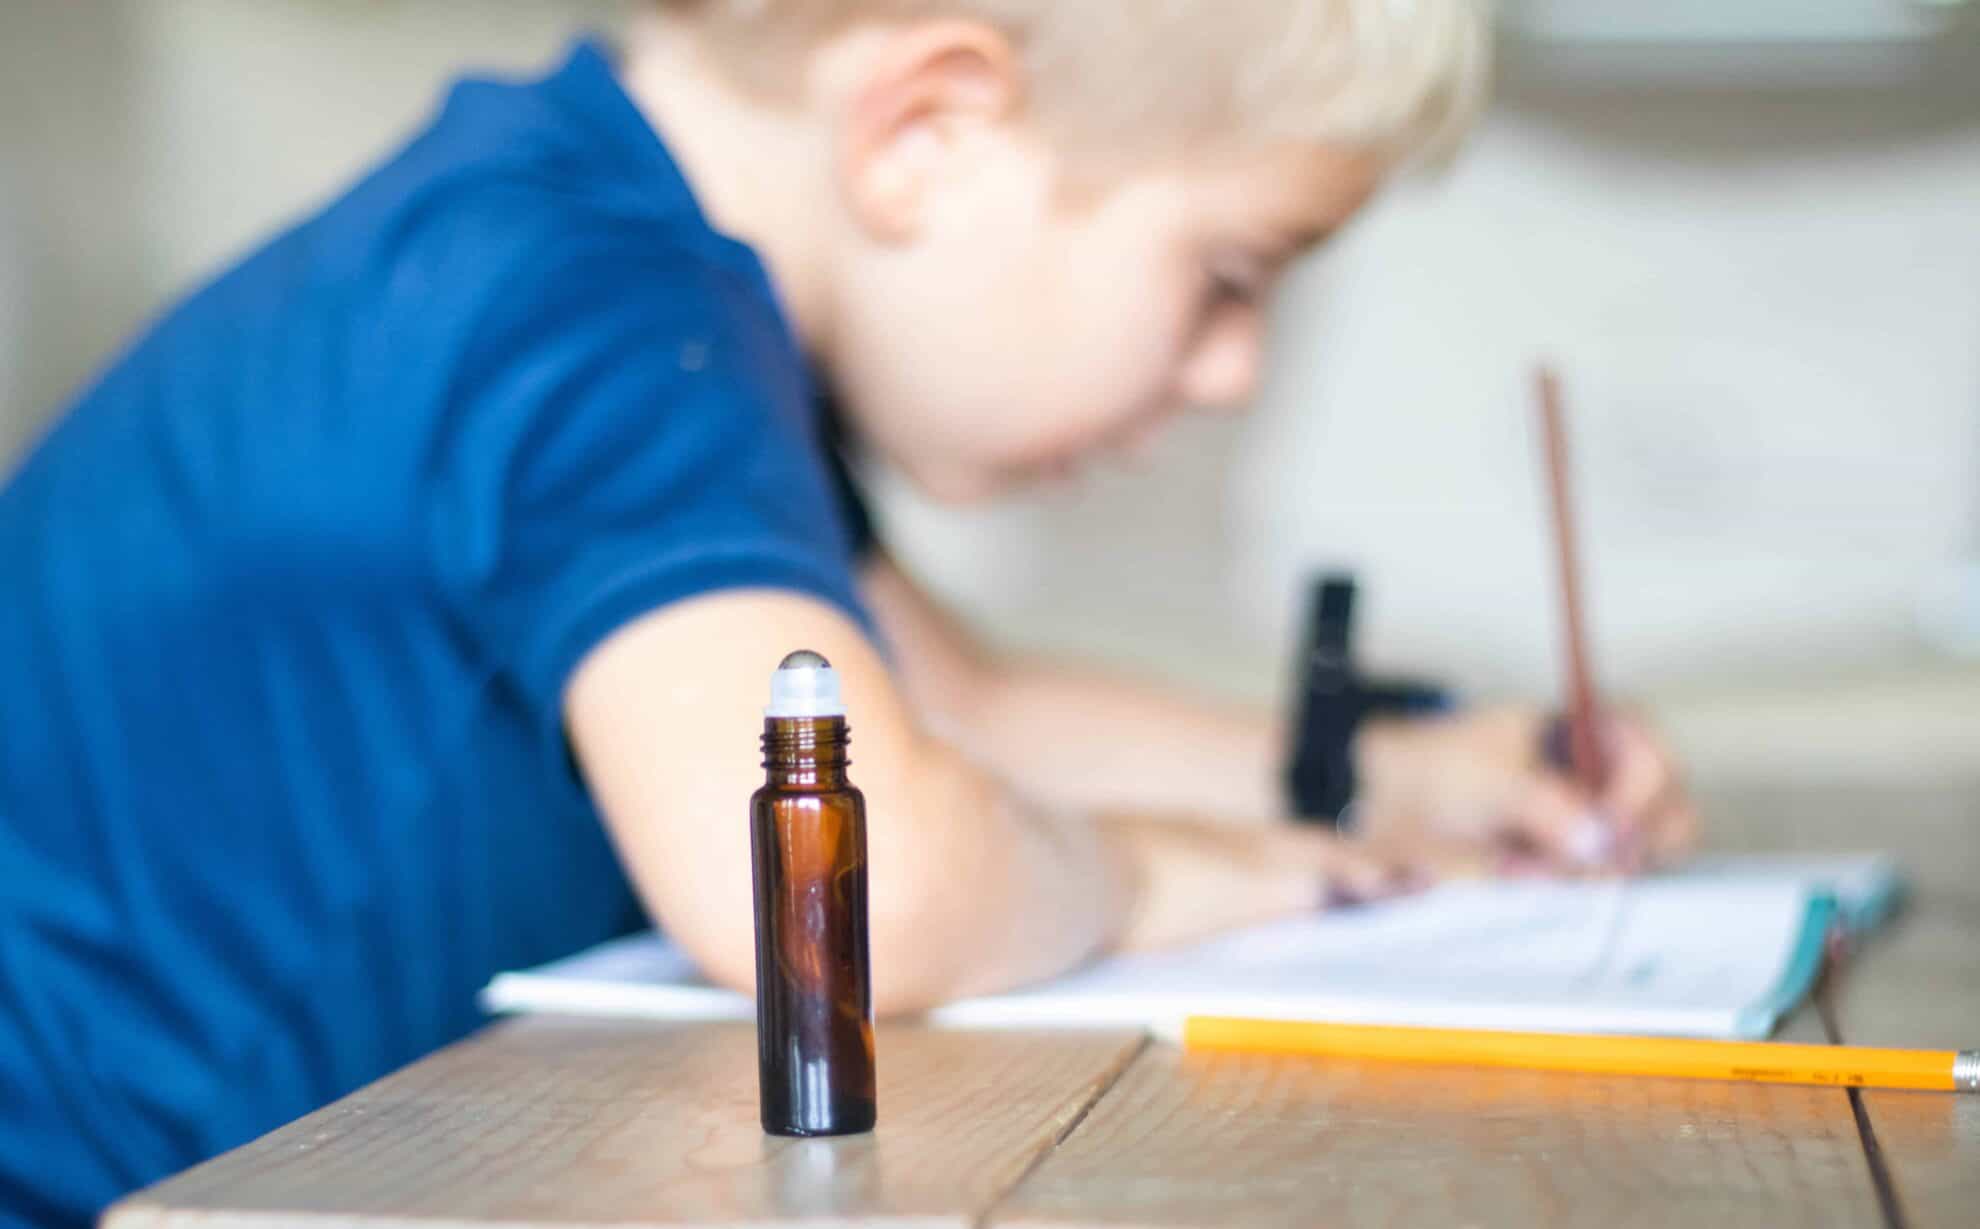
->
[1177, 308, 1262, 414]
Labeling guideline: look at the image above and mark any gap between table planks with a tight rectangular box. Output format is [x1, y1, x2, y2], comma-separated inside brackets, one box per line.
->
[1821, 776, 1980, 1229]
[105, 1019, 1146, 1229]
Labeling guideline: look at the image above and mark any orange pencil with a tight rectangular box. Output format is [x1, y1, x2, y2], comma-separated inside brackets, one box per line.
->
[1180, 1017, 1979, 1094]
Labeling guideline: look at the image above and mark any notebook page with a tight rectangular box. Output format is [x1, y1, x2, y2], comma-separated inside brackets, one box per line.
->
[482, 854, 1895, 1040]
[927, 877, 1821, 1037]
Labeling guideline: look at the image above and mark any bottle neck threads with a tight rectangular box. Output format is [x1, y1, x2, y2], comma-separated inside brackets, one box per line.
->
[761, 716, 850, 787]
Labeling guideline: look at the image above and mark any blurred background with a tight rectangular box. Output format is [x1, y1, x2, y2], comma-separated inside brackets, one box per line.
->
[4, 0, 1977, 786]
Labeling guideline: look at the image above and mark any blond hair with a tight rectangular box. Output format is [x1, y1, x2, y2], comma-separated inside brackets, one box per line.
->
[661, 0, 1492, 165]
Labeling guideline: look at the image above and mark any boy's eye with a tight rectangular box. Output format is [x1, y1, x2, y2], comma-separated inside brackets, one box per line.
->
[1202, 252, 1272, 304]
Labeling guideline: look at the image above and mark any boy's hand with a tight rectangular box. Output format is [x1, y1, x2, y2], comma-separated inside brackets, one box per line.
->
[1351, 706, 1699, 876]
[1101, 816, 1428, 952]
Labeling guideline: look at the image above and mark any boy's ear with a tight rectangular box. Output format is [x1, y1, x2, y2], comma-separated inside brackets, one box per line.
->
[834, 21, 1023, 242]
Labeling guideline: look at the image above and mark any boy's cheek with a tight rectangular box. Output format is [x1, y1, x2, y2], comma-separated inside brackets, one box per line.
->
[1053, 283, 1200, 427]
[849, 237, 1194, 488]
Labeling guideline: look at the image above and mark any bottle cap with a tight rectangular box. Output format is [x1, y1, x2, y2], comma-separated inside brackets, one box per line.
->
[766, 650, 845, 718]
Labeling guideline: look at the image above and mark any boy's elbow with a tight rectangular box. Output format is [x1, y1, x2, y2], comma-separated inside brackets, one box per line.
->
[668, 919, 759, 1001]
[862, 750, 1056, 1015]
[865, 860, 992, 1017]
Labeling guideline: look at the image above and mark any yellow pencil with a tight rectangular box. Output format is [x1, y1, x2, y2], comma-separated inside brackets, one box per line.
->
[1180, 1017, 1980, 1094]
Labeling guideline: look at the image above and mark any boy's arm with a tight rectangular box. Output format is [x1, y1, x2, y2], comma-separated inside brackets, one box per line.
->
[860, 556, 1285, 821]
[861, 557, 1699, 873]
[564, 588, 1406, 1016]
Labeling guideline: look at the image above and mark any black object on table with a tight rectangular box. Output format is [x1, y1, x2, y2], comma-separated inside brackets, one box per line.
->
[1285, 573, 1450, 826]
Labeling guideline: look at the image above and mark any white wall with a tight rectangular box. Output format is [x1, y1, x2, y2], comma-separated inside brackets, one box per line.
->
[1254, 88, 1980, 694]
[2, 2, 152, 460]
[0, 161, 20, 438]
[5, 4, 1977, 728]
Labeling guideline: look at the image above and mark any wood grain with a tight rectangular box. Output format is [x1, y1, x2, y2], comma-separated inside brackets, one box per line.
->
[105, 1018, 1144, 1229]
[990, 1043, 1883, 1228]
[1826, 843, 1980, 1228]
[1698, 778, 1980, 912]
[1814, 776, 1979, 1048]
[1750, 776, 1980, 1229]
[1832, 911, 1980, 1051]
[1772, 1000, 1835, 1045]
[1855, 1093, 1980, 1229]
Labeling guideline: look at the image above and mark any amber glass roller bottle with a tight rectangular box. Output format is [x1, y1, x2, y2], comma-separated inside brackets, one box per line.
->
[750, 650, 876, 1136]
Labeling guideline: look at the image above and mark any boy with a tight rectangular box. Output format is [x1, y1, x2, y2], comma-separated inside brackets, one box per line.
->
[0, 2, 1695, 1223]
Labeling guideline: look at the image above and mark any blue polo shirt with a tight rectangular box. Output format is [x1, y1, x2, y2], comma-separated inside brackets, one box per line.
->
[0, 39, 870, 1227]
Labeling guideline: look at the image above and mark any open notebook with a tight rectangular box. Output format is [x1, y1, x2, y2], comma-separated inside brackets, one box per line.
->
[481, 853, 1902, 1041]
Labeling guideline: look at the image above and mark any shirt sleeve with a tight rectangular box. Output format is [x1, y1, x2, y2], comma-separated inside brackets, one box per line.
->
[425, 228, 873, 724]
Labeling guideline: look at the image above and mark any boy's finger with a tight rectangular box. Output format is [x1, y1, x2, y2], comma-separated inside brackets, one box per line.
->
[1314, 843, 1430, 907]
[1603, 777, 1700, 873]
[1358, 825, 1494, 884]
[1505, 774, 1611, 870]
[1597, 717, 1675, 834]
[1640, 795, 1701, 869]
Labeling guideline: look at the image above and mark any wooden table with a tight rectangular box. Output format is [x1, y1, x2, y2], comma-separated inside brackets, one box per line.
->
[105, 781, 1979, 1229]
